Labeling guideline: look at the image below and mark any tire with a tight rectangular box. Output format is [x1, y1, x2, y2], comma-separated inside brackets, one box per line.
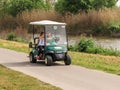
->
[45, 55, 53, 66]
[29, 53, 37, 63]
[64, 55, 71, 65]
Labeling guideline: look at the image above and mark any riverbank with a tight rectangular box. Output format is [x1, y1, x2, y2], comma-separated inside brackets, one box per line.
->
[0, 39, 120, 75]
[69, 51, 120, 75]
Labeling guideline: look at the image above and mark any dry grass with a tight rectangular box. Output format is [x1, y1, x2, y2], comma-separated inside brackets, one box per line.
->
[0, 9, 62, 39]
[66, 8, 120, 35]
[15, 9, 63, 31]
[1, 8, 120, 38]
[21, 9, 62, 23]
[66, 8, 120, 34]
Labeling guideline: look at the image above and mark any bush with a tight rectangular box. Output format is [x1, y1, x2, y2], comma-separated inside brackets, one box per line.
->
[13, 37, 28, 43]
[6, 32, 16, 41]
[78, 38, 94, 52]
[68, 37, 120, 56]
[107, 22, 120, 33]
[86, 46, 107, 54]
[6, 32, 28, 43]
[68, 45, 78, 51]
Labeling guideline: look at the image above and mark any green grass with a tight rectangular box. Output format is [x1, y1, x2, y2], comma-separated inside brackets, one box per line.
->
[0, 65, 61, 90]
[0, 39, 120, 75]
[0, 39, 61, 90]
[0, 39, 29, 53]
[69, 52, 120, 75]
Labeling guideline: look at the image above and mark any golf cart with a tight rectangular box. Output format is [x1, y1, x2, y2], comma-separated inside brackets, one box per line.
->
[28, 20, 71, 66]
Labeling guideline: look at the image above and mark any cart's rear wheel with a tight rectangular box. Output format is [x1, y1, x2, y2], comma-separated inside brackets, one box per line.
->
[45, 55, 53, 66]
[29, 53, 37, 63]
[64, 55, 71, 65]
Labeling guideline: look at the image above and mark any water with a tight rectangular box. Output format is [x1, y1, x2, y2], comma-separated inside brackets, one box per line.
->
[94, 38, 120, 50]
[68, 36, 120, 51]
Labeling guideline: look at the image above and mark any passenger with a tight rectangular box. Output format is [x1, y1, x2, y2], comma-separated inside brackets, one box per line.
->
[47, 33, 56, 45]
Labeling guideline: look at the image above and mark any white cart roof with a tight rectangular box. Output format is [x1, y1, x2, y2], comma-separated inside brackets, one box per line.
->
[29, 20, 66, 25]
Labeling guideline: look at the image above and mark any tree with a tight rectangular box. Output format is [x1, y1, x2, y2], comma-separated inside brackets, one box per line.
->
[0, 0, 9, 17]
[8, 0, 34, 16]
[93, 0, 117, 10]
[29, 0, 45, 9]
[55, 0, 65, 14]
[7, 0, 51, 17]
[55, 0, 118, 14]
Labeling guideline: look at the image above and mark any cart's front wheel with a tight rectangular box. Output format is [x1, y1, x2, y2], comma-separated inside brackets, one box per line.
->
[29, 53, 36, 63]
[64, 55, 71, 65]
[45, 55, 53, 66]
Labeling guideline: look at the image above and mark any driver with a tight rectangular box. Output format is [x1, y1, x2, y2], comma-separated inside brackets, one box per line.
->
[37, 32, 44, 59]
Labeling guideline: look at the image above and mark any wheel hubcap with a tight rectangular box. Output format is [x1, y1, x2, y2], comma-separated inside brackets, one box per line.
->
[45, 58, 47, 64]
[30, 55, 32, 62]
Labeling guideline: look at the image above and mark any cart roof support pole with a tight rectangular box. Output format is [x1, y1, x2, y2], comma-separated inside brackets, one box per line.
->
[32, 25, 35, 44]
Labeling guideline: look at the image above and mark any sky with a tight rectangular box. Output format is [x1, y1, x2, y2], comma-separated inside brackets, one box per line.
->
[116, 0, 120, 6]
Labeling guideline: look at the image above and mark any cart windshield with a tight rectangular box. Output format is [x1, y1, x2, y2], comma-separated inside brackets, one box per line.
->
[45, 25, 67, 46]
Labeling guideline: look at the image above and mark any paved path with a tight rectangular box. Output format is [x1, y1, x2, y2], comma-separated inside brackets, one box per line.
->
[0, 48, 120, 90]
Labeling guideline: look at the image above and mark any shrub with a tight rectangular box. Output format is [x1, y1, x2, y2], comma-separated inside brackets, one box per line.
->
[6, 32, 28, 43]
[13, 37, 28, 43]
[68, 37, 120, 56]
[107, 22, 120, 33]
[86, 46, 107, 54]
[6, 32, 16, 41]
[68, 45, 78, 51]
[78, 38, 94, 52]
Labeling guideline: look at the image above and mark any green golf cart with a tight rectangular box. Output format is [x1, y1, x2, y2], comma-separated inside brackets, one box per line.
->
[28, 20, 71, 66]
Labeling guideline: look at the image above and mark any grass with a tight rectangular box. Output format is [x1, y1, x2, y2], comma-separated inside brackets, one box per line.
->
[0, 39, 61, 90]
[0, 65, 61, 90]
[69, 52, 120, 75]
[0, 39, 29, 53]
[0, 39, 120, 75]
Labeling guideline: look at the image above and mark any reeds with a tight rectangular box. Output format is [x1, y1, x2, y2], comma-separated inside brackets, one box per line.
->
[0, 8, 120, 38]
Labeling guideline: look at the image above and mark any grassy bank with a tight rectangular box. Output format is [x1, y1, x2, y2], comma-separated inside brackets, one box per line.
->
[69, 52, 120, 75]
[0, 39, 120, 75]
[0, 65, 60, 90]
[0, 39, 29, 53]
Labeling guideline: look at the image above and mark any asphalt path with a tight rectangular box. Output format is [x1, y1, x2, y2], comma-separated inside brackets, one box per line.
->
[0, 48, 120, 90]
